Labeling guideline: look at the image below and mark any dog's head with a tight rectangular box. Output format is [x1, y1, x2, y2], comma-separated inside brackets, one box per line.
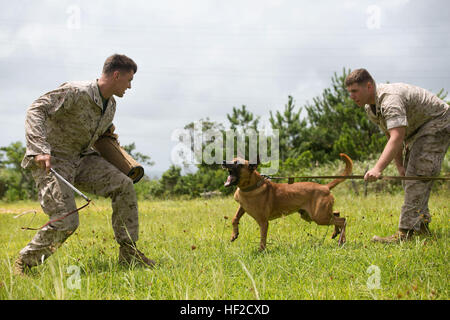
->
[222, 158, 259, 187]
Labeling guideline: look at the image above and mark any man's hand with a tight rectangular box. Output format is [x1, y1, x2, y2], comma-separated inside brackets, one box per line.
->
[366, 126, 406, 183]
[34, 154, 51, 173]
[364, 168, 382, 182]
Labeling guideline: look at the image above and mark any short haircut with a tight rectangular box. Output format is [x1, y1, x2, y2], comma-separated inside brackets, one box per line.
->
[345, 68, 375, 86]
[102, 54, 137, 75]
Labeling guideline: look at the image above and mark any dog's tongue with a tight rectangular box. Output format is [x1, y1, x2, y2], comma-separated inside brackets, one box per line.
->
[224, 175, 233, 187]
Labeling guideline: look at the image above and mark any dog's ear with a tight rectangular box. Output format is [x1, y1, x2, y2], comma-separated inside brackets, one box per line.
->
[248, 155, 260, 171]
[248, 162, 258, 171]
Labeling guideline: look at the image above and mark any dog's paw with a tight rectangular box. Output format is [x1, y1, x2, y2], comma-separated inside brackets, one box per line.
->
[331, 229, 340, 239]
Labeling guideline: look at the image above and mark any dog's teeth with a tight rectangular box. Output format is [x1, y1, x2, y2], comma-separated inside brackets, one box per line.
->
[224, 175, 234, 186]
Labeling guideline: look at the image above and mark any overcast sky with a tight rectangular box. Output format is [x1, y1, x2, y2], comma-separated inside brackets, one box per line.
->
[1, 0, 449, 176]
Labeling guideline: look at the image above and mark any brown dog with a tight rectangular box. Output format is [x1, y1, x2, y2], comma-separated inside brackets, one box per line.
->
[222, 153, 353, 250]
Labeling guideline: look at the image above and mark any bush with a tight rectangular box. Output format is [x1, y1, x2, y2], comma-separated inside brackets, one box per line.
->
[138, 165, 233, 200]
[0, 169, 32, 202]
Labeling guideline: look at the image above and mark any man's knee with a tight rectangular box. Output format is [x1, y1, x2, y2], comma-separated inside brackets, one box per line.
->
[48, 213, 80, 234]
[110, 174, 135, 196]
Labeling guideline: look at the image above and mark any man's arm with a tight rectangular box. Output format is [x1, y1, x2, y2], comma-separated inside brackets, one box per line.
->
[365, 126, 406, 181]
[24, 84, 73, 171]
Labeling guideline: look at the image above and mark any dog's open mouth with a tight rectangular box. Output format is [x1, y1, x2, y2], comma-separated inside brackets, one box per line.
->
[224, 174, 238, 187]
[222, 160, 241, 187]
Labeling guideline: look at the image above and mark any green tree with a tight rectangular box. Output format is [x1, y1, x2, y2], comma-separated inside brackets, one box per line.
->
[183, 118, 225, 170]
[0, 141, 36, 200]
[122, 142, 155, 167]
[226, 105, 261, 162]
[269, 96, 308, 161]
[227, 105, 260, 131]
[160, 165, 183, 193]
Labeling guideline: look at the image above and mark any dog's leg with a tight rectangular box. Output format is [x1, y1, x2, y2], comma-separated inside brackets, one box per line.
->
[258, 220, 269, 251]
[299, 209, 313, 223]
[332, 215, 347, 245]
[231, 206, 246, 242]
[331, 211, 341, 239]
[338, 219, 347, 245]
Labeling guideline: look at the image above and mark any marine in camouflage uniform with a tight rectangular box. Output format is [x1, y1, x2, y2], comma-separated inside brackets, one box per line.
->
[346, 69, 449, 242]
[365, 83, 449, 234]
[14, 55, 155, 275]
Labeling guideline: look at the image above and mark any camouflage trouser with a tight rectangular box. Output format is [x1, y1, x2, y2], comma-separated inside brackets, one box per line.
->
[19, 154, 139, 267]
[399, 127, 450, 231]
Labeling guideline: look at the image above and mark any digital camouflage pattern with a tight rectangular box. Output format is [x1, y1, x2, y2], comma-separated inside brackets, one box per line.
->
[399, 130, 450, 231]
[365, 82, 450, 231]
[19, 80, 139, 267]
[364, 83, 449, 146]
[22, 80, 116, 168]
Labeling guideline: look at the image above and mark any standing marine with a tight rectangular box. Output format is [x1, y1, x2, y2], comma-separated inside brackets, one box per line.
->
[345, 68, 449, 243]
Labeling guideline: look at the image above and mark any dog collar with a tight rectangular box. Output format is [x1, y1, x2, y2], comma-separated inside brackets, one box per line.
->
[239, 178, 265, 192]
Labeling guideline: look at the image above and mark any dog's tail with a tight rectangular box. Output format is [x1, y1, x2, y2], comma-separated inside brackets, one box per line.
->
[326, 153, 353, 190]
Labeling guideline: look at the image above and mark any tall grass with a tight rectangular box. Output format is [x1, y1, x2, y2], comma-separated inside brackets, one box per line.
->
[0, 186, 448, 300]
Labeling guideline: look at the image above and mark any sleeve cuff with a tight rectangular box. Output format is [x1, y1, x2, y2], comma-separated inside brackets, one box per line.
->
[386, 116, 408, 130]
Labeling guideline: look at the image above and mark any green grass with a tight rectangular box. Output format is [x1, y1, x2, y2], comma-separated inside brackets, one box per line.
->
[0, 187, 448, 300]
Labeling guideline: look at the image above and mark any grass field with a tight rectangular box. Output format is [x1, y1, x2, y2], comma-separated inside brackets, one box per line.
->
[0, 187, 448, 300]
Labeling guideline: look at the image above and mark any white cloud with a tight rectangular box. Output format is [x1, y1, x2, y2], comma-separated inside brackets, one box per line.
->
[1, 0, 449, 173]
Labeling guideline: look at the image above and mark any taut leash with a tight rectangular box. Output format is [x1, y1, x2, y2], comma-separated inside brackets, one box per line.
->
[261, 174, 450, 181]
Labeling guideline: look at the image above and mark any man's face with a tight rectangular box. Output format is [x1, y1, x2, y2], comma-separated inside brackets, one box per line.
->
[347, 82, 373, 107]
[113, 70, 134, 97]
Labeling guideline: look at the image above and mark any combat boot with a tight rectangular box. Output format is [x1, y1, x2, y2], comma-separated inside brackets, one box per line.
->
[416, 221, 431, 236]
[119, 242, 156, 268]
[13, 257, 32, 276]
[372, 228, 414, 243]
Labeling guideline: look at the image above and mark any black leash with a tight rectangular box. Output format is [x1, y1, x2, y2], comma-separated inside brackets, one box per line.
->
[261, 174, 450, 181]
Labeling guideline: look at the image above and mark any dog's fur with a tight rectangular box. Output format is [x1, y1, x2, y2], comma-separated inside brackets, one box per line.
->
[222, 153, 353, 250]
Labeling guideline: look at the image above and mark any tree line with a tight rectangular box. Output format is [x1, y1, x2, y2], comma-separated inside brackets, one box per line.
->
[1, 69, 448, 201]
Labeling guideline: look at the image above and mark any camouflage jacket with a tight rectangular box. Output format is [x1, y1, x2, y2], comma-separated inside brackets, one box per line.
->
[22, 80, 116, 168]
[365, 83, 449, 146]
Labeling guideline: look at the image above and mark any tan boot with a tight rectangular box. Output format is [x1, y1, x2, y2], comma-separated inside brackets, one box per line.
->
[119, 243, 156, 268]
[13, 257, 32, 276]
[372, 228, 414, 243]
